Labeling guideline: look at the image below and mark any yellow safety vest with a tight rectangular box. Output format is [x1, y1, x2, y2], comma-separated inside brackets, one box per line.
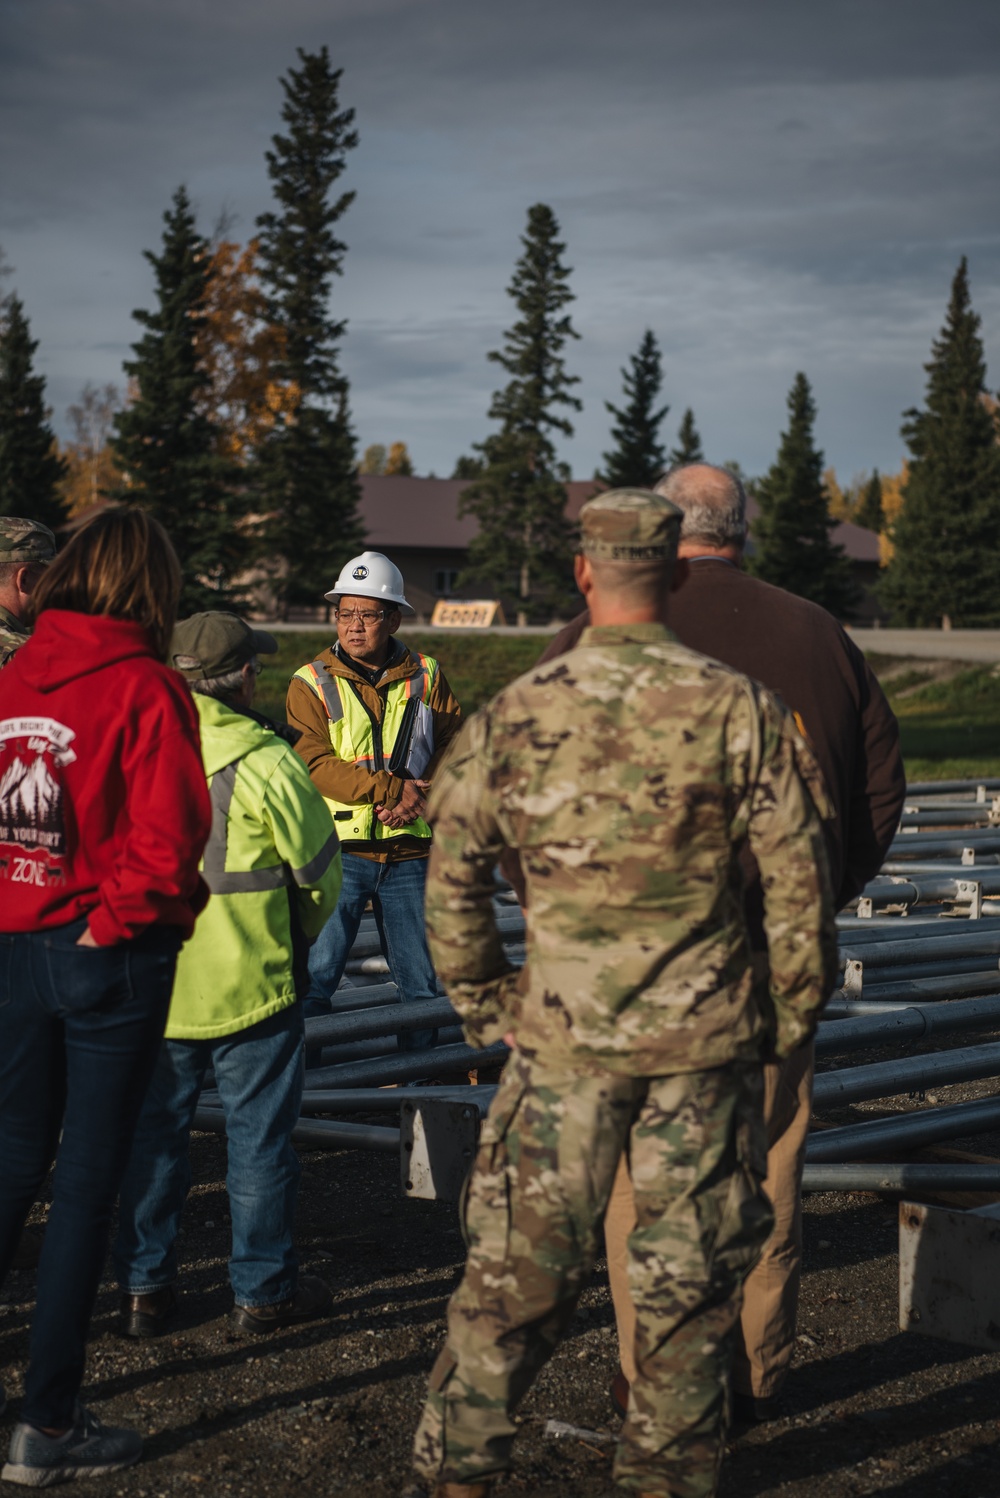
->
[293, 652, 438, 845]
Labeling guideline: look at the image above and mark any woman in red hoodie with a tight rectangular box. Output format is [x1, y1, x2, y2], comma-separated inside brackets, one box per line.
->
[0, 507, 211, 1487]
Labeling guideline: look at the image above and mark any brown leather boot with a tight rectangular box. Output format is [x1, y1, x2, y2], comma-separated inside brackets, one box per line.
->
[119, 1285, 177, 1339]
[610, 1366, 630, 1419]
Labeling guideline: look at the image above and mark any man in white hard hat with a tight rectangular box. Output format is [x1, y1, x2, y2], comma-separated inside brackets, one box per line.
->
[286, 552, 463, 1040]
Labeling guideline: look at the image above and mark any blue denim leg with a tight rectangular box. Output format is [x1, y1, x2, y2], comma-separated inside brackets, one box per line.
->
[115, 1007, 304, 1307]
[113, 1040, 209, 1293]
[304, 852, 376, 1015]
[0, 918, 178, 1431]
[373, 858, 440, 1051]
[213, 1005, 304, 1306]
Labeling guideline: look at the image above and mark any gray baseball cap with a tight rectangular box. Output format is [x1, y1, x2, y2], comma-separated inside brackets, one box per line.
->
[171, 612, 277, 680]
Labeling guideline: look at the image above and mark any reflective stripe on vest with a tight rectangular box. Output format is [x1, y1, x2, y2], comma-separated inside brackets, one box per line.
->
[293, 653, 438, 843]
[203, 757, 340, 894]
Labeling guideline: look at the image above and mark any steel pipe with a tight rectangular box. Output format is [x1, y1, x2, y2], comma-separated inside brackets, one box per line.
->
[302, 1038, 509, 1090]
[295, 1085, 498, 1114]
[193, 1106, 400, 1153]
[308, 1026, 464, 1069]
[812, 1041, 1000, 1108]
[889, 833, 1000, 859]
[815, 996, 1000, 1056]
[802, 1163, 1000, 1193]
[805, 1095, 1000, 1161]
[839, 931, 1000, 967]
[328, 982, 400, 1013]
[905, 780, 1000, 797]
[882, 859, 1000, 874]
[822, 973, 1000, 1016]
[899, 809, 994, 828]
[836, 922, 991, 945]
[305, 997, 460, 1046]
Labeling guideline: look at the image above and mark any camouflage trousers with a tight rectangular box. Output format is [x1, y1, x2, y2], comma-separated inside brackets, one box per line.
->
[411, 1051, 772, 1498]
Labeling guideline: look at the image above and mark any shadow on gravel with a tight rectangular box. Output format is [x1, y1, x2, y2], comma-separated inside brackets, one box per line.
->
[789, 1332, 973, 1414]
[132, 1351, 430, 1463]
[867, 1444, 1000, 1495]
[723, 1361, 1000, 1494]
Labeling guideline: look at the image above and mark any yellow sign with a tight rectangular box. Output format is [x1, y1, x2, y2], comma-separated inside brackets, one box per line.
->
[430, 599, 507, 628]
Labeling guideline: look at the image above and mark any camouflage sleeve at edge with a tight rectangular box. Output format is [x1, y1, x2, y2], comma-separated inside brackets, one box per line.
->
[424, 710, 521, 1048]
[746, 690, 839, 1058]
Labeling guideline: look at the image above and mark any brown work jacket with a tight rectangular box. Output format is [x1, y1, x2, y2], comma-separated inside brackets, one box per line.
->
[287, 640, 463, 862]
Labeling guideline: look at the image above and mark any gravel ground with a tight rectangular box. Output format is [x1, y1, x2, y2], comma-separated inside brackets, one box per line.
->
[3, 1082, 1000, 1498]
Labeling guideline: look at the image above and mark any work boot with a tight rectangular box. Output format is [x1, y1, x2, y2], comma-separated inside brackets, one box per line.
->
[119, 1285, 177, 1339]
[231, 1274, 332, 1334]
[731, 1390, 785, 1425]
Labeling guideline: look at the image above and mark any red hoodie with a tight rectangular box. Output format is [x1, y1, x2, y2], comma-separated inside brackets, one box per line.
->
[0, 610, 211, 944]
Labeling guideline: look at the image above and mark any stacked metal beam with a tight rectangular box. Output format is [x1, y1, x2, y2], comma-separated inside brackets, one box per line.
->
[194, 779, 1000, 1199]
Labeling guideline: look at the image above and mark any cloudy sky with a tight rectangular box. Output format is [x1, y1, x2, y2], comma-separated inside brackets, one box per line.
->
[3, 0, 999, 484]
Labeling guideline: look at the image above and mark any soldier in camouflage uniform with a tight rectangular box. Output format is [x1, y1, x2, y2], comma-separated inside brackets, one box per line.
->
[0, 518, 57, 668]
[406, 489, 838, 1498]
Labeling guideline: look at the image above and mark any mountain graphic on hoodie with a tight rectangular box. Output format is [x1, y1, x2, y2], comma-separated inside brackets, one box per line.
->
[0, 754, 66, 853]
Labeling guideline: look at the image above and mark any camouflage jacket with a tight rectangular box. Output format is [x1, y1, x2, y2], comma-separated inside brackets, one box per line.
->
[425, 622, 838, 1076]
[0, 605, 29, 670]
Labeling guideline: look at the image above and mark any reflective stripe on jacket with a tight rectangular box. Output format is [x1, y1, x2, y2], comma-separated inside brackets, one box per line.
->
[292, 652, 439, 845]
[166, 693, 342, 1040]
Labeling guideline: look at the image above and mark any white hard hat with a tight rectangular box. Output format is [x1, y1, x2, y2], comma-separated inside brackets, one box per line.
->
[324, 551, 414, 616]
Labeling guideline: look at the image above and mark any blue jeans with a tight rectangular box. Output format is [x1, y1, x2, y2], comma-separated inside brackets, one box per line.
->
[306, 853, 439, 1048]
[114, 1004, 304, 1308]
[0, 917, 179, 1429]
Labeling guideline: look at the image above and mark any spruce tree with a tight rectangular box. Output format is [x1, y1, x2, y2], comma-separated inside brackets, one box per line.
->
[0, 297, 67, 526]
[855, 470, 884, 533]
[671, 407, 704, 466]
[461, 204, 581, 622]
[881, 259, 1000, 626]
[748, 373, 857, 616]
[255, 48, 363, 610]
[600, 330, 668, 488]
[111, 188, 242, 612]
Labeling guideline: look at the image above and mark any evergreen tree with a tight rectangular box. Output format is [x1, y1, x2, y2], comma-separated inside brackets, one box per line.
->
[0, 296, 67, 526]
[670, 407, 704, 466]
[110, 188, 242, 612]
[460, 204, 581, 622]
[451, 454, 484, 481]
[748, 373, 857, 616]
[854, 469, 884, 533]
[600, 330, 668, 487]
[255, 47, 363, 610]
[881, 259, 1000, 626]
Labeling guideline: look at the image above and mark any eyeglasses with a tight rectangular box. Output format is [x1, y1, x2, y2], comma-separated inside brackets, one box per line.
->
[334, 609, 387, 625]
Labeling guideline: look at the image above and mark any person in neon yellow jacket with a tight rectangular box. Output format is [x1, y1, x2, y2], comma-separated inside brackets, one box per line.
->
[113, 613, 342, 1339]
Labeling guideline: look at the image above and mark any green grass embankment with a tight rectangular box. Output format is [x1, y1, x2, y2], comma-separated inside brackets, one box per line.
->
[870, 655, 1000, 781]
[257, 633, 1000, 784]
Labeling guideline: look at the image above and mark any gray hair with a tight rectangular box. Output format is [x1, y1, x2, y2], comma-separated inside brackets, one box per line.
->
[190, 661, 255, 702]
[655, 464, 747, 549]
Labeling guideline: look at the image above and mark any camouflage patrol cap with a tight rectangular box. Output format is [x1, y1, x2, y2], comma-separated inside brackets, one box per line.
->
[0, 517, 57, 565]
[579, 487, 682, 563]
[171, 612, 277, 680]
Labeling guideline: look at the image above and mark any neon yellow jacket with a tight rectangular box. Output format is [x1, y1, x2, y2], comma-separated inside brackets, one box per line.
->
[287, 642, 463, 856]
[166, 694, 341, 1039]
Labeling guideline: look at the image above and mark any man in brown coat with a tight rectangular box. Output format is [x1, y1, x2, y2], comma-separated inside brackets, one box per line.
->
[525, 463, 904, 1422]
